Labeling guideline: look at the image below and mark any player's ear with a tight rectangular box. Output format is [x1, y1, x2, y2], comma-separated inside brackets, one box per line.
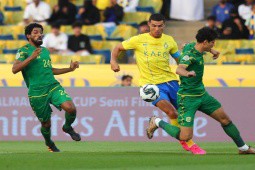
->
[203, 40, 208, 45]
[26, 34, 31, 40]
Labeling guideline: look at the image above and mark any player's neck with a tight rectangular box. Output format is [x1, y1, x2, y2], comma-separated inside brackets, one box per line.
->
[29, 42, 40, 48]
[149, 32, 162, 39]
[194, 43, 205, 54]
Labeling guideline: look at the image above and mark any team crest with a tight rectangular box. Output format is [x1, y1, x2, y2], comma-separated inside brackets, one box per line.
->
[182, 55, 190, 61]
[164, 42, 169, 49]
[186, 117, 192, 122]
[15, 52, 20, 59]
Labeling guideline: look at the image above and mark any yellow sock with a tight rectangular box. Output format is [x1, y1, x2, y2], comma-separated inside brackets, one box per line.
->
[169, 119, 180, 127]
[170, 119, 195, 147]
[186, 140, 195, 147]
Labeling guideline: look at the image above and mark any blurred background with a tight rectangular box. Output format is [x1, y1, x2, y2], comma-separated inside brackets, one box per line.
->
[0, 0, 255, 142]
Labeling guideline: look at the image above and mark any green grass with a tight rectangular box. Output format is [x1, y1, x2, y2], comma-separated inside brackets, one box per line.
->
[0, 142, 255, 170]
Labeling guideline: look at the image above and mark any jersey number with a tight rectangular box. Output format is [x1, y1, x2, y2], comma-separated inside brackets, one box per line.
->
[59, 90, 70, 98]
[43, 59, 51, 68]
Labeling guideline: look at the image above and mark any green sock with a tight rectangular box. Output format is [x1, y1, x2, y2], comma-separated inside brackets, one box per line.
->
[41, 126, 53, 146]
[222, 122, 245, 147]
[159, 120, 180, 140]
[63, 112, 76, 130]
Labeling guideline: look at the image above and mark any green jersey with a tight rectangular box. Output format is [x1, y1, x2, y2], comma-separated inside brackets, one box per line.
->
[16, 44, 58, 89]
[178, 42, 205, 96]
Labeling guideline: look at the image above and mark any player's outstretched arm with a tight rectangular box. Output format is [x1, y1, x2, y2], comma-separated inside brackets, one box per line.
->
[176, 64, 196, 77]
[52, 60, 79, 75]
[110, 43, 126, 72]
[12, 48, 41, 74]
[210, 49, 220, 60]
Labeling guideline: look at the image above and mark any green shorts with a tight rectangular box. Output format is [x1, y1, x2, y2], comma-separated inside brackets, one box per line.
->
[28, 83, 72, 122]
[177, 91, 221, 127]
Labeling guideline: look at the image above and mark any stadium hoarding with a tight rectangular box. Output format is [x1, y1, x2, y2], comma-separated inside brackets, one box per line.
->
[0, 87, 254, 142]
[1, 64, 255, 87]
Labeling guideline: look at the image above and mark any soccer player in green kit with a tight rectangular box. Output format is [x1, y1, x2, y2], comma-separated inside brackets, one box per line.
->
[147, 27, 255, 154]
[12, 23, 81, 152]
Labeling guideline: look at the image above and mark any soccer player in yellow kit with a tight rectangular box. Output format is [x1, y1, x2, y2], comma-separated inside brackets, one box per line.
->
[111, 14, 205, 154]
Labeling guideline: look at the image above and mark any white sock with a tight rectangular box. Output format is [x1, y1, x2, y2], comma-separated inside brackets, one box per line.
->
[238, 144, 249, 151]
[155, 118, 162, 127]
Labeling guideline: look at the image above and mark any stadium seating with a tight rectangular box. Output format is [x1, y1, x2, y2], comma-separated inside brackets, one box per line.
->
[123, 12, 151, 24]
[6, 0, 26, 9]
[82, 25, 107, 38]
[139, 0, 163, 13]
[3, 11, 24, 24]
[0, 35, 14, 40]
[88, 35, 103, 41]
[109, 25, 138, 40]
[4, 6, 22, 11]
[203, 40, 255, 64]
[93, 49, 111, 63]
[136, 6, 155, 14]
[59, 54, 105, 64]
[17, 34, 27, 40]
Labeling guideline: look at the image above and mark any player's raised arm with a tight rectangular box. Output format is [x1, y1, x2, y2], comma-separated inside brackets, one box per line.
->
[52, 60, 79, 75]
[12, 48, 41, 74]
[210, 48, 220, 60]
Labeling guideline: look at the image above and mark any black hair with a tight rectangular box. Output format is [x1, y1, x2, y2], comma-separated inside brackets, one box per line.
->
[139, 21, 148, 27]
[149, 13, 166, 23]
[72, 21, 83, 28]
[24, 23, 43, 41]
[84, 0, 93, 9]
[51, 23, 61, 29]
[121, 75, 133, 81]
[206, 16, 216, 21]
[196, 27, 218, 43]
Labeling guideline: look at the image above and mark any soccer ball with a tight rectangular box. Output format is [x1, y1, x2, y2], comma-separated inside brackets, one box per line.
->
[139, 84, 160, 102]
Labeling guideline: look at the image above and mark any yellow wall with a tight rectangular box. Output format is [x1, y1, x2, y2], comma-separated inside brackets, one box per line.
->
[1, 64, 255, 87]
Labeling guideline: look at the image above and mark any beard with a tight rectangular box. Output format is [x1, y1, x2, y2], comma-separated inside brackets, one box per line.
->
[31, 38, 43, 46]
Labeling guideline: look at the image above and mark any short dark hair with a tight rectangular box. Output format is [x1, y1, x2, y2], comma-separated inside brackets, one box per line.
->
[51, 23, 61, 29]
[72, 21, 83, 29]
[25, 23, 43, 41]
[121, 75, 133, 81]
[196, 27, 218, 43]
[139, 21, 148, 27]
[207, 16, 216, 21]
[149, 13, 166, 23]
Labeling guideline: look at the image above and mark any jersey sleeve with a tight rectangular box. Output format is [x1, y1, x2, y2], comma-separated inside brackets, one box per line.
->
[179, 54, 195, 66]
[169, 39, 180, 58]
[122, 35, 139, 50]
[16, 48, 28, 61]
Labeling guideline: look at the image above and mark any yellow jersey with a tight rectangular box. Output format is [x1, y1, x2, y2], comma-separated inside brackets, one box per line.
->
[122, 33, 180, 86]
[96, 0, 111, 10]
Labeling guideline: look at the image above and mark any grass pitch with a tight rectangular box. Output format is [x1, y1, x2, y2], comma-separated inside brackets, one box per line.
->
[0, 141, 254, 170]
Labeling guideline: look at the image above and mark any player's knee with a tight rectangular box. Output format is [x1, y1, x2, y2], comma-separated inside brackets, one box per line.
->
[165, 109, 177, 118]
[63, 102, 76, 114]
[66, 105, 77, 114]
[41, 121, 51, 128]
[220, 118, 231, 126]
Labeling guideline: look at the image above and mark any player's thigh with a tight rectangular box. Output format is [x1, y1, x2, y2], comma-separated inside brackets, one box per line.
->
[152, 83, 170, 107]
[29, 96, 52, 122]
[177, 95, 200, 127]
[50, 85, 73, 111]
[179, 126, 194, 141]
[209, 107, 231, 126]
[198, 92, 222, 116]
